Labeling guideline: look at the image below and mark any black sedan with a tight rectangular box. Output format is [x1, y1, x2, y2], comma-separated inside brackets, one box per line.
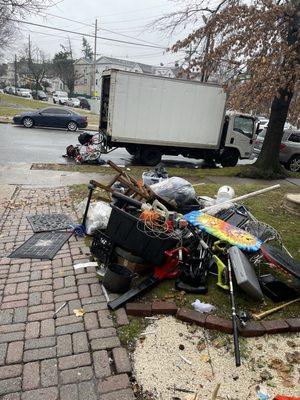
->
[13, 107, 88, 131]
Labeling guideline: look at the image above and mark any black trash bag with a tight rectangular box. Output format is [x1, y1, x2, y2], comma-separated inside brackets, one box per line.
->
[78, 132, 94, 145]
[150, 177, 196, 207]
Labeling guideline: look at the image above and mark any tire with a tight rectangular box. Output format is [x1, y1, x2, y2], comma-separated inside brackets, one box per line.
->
[219, 149, 239, 167]
[67, 121, 78, 132]
[53, 99, 56, 104]
[22, 117, 34, 128]
[203, 157, 217, 168]
[140, 147, 162, 166]
[287, 155, 300, 172]
[126, 146, 136, 156]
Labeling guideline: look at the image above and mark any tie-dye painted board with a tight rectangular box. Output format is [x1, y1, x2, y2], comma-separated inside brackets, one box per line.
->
[184, 211, 261, 252]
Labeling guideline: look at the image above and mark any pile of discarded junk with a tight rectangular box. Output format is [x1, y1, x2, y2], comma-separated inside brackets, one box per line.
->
[64, 131, 105, 164]
[78, 161, 300, 367]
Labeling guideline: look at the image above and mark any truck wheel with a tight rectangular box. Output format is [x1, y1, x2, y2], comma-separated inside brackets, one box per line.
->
[219, 149, 239, 167]
[126, 146, 135, 156]
[140, 147, 162, 166]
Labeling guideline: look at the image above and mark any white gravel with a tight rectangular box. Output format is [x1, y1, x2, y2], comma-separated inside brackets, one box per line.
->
[133, 316, 300, 400]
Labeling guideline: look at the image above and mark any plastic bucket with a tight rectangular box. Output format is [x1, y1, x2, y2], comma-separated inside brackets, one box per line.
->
[102, 263, 134, 293]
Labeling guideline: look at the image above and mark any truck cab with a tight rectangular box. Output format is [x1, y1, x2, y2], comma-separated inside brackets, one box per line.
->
[217, 112, 257, 167]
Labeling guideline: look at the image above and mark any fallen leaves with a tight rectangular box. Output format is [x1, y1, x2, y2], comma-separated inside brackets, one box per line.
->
[73, 308, 85, 317]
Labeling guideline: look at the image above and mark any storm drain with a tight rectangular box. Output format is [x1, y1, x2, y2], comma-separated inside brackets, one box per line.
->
[27, 213, 74, 233]
[9, 231, 73, 260]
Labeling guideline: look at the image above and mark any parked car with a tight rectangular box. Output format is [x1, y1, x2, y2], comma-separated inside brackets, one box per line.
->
[5, 86, 16, 95]
[13, 107, 88, 131]
[77, 97, 91, 110]
[254, 128, 300, 172]
[65, 97, 80, 108]
[53, 91, 69, 105]
[16, 88, 32, 98]
[32, 90, 48, 101]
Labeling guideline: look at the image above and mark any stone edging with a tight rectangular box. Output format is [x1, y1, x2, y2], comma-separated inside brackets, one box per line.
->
[125, 302, 300, 337]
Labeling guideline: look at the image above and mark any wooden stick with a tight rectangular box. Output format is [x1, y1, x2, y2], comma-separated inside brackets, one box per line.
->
[252, 298, 300, 320]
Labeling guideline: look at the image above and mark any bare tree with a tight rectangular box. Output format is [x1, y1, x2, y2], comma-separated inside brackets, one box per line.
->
[154, 0, 300, 178]
[19, 41, 49, 91]
[0, 0, 56, 53]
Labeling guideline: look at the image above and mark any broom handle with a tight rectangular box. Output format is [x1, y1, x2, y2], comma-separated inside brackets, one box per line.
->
[201, 185, 280, 213]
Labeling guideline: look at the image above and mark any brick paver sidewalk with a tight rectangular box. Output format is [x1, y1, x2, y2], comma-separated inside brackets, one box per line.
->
[0, 187, 134, 400]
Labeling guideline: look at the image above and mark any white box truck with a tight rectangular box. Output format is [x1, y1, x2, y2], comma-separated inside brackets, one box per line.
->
[99, 69, 257, 166]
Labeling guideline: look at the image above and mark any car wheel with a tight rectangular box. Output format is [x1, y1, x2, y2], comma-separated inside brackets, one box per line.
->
[287, 155, 300, 172]
[22, 117, 34, 128]
[67, 121, 78, 132]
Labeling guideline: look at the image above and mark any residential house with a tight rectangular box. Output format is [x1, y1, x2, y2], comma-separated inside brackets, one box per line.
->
[74, 56, 178, 96]
[43, 77, 64, 93]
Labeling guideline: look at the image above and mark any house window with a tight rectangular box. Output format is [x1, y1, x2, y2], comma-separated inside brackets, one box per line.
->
[84, 79, 87, 84]
[96, 79, 98, 85]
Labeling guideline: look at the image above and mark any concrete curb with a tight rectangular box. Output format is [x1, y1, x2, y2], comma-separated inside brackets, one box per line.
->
[125, 303, 300, 336]
[0, 118, 98, 131]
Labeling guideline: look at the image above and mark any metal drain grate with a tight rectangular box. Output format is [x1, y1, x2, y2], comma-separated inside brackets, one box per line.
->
[27, 214, 74, 233]
[9, 231, 73, 260]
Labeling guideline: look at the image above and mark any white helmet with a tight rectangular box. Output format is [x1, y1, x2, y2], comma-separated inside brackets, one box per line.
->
[217, 186, 235, 202]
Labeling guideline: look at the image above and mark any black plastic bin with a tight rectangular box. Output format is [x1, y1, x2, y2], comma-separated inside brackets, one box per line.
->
[106, 205, 178, 265]
[103, 263, 134, 293]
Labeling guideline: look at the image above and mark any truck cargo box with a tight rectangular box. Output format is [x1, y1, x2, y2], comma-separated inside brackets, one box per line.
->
[101, 70, 227, 150]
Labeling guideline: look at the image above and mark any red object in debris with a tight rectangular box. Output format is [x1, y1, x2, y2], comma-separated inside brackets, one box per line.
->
[153, 247, 188, 280]
[273, 396, 300, 400]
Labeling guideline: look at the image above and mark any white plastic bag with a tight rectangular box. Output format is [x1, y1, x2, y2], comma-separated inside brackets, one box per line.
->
[191, 299, 216, 313]
[76, 199, 112, 234]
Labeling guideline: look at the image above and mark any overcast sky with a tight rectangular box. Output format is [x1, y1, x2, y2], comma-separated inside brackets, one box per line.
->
[6, 0, 191, 67]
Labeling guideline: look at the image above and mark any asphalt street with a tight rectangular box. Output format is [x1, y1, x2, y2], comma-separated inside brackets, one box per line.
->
[0, 123, 131, 165]
[0, 123, 256, 168]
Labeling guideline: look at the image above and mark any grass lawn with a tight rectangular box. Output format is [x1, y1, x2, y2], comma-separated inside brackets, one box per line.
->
[0, 93, 99, 126]
[32, 161, 300, 179]
[70, 179, 300, 320]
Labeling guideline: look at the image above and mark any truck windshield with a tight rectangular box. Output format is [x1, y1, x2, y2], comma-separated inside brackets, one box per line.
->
[233, 116, 254, 138]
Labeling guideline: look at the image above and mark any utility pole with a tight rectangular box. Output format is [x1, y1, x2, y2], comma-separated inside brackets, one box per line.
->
[14, 54, 17, 89]
[185, 44, 193, 80]
[28, 34, 32, 90]
[92, 18, 98, 96]
[201, 34, 211, 82]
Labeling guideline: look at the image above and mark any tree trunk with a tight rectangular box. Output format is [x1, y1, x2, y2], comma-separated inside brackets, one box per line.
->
[254, 87, 293, 175]
[245, 0, 299, 179]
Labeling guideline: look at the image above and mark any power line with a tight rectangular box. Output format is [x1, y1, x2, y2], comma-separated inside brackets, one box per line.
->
[41, 12, 164, 48]
[17, 27, 167, 52]
[10, 19, 167, 50]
